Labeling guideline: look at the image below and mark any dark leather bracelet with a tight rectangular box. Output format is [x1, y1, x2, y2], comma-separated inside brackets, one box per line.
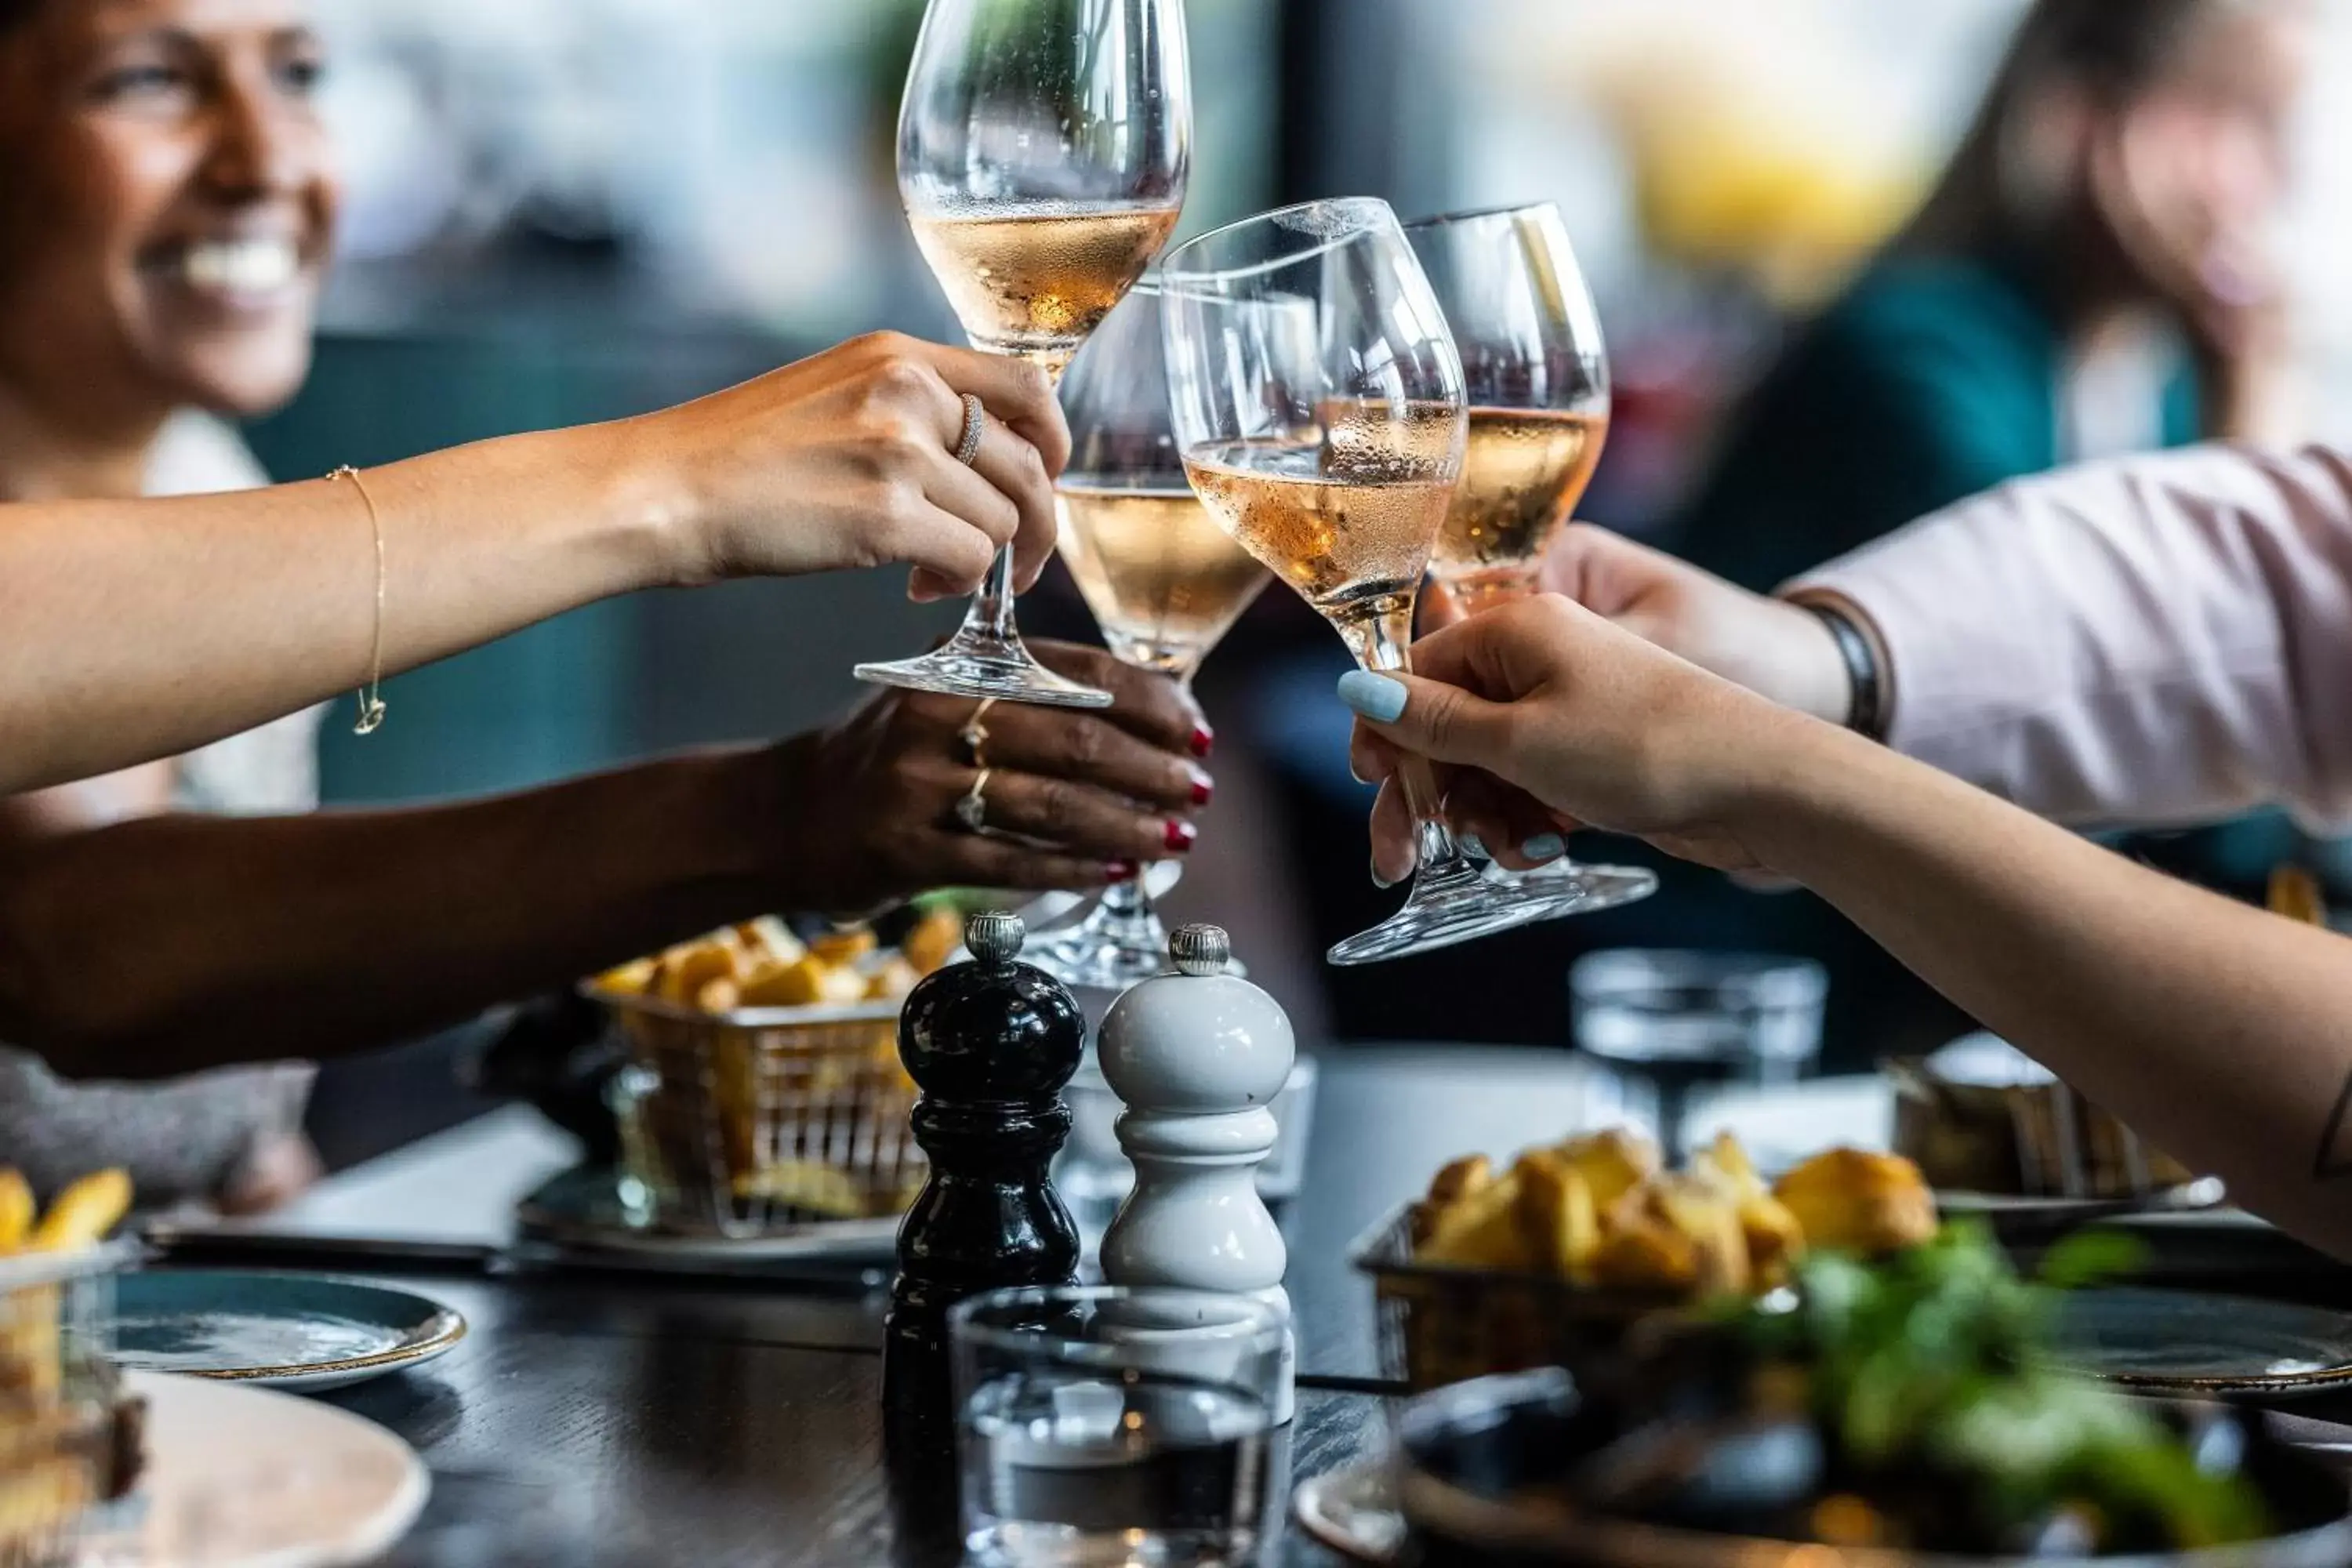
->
[1803, 601, 1887, 742]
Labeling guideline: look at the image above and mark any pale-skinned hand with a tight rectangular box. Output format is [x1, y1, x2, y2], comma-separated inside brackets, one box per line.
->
[631, 332, 1073, 601]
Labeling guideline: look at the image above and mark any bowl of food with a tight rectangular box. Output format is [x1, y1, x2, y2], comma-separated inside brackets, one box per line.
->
[1394, 1227, 2352, 1566]
[586, 909, 963, 1238]
[1352, 1127, 1939, 1391]
[0, 1170, 140, 1568]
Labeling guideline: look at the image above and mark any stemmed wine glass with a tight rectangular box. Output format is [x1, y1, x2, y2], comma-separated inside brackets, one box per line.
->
[1160, 198, 1613, 966]
[1402, 201, 1657, 914]
[1026, 281, 1271, 989]
[855, 0, 1192, 710]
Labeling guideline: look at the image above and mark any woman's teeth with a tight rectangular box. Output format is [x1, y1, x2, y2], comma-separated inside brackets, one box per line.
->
[178, 239, 300, 294]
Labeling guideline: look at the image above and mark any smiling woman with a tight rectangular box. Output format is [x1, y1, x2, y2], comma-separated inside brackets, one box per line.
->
[0, 0, 334, 455]
[0, 0, 347, 1206]
[0, 0, 1210, 1208]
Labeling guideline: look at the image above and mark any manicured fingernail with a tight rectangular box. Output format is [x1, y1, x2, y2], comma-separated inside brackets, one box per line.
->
[1190, 724, 1215, 759]
[1163, 819, 1198, 853]
[1105, 860, 1139, 884]
[1521, 833, 1567, 863]
[1371, 855, 1402, 891]
[1461, 833, 1491, 861]
[1337, 671, 1408, 724]
[1189, 771, 1214, 808]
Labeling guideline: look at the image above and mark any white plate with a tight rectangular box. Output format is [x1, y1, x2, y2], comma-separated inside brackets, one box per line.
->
[76, 1370, 429, 1567]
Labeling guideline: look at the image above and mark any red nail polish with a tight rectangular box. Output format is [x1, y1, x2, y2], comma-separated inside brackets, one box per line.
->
[1163, 820, 1198, 853]
[1105, 860, 1139, 883]
[1189, 724, 1215, 759]
[1189, 774, 1214, 808]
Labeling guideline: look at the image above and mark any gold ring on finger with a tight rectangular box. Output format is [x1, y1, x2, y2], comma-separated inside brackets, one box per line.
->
[956, 768, 993, 834]
[958, 698, 996, 768]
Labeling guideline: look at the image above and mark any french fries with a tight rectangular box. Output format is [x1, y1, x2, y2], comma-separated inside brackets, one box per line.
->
[594, 913, 961, 1019]
[27, 1171, 129, 1254]
[588, 916, 960, 1229]
[0, 1167, 132, 1558]
[1410, 1126, 1936, 1298]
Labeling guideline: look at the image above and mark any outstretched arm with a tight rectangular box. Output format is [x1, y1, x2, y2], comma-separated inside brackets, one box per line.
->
[0, 334, 1067, 793]
[1432, 444, 2352, 831]
[0, 642, 1205, 1083]
[1346, 598, 2352, 1261]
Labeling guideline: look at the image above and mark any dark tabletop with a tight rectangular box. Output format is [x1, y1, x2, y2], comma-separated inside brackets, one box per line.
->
[176, 1046, 1614, 1566]
[162, 1046, 2352, 1566]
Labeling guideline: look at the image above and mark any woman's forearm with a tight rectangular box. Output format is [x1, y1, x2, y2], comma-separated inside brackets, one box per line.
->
[0, 420, 679, 794]
[0, 748, 775, 1080]
[1744, 717, 2352, 1256]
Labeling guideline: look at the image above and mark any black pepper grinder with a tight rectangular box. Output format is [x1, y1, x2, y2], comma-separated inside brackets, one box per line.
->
[881, 909, 1084, 1436]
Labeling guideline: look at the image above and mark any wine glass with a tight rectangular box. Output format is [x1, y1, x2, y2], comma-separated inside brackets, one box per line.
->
[855, 0, 1192, 710]
[1402, 201, 1657, 914]
[1027, 281, 1269, 990]
[1160, 198, 1612, 966]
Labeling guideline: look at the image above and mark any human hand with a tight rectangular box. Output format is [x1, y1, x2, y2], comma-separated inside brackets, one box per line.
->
[760, 641, 1213, 917]
[217, 1132, 325, 1217]
[1420, 525, 1852, 724]
[633, 332, 1073, 601]
[1345, 596, 1823, 882]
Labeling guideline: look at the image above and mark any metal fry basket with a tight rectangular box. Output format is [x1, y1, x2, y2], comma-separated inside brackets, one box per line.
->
[591, 987, 926, 1239]
[1350, 1203, 1688, 1392]
[0, 1240, 136, 1568]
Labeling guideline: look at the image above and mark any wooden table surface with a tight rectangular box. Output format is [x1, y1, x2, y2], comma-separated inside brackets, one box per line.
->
[148, 1050, 1966, 1565]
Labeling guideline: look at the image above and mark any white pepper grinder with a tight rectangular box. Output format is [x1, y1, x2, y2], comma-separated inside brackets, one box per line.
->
[1096, 924, 1296, 1423]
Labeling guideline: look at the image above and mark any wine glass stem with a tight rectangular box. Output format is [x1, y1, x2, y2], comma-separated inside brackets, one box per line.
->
[952, 350, 1070, 645]
[964, 547, 1021, 644]
[1346, 603, 1467, 876]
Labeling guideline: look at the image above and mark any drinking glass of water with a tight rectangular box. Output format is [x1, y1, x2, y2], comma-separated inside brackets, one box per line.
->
[1570, 949, 1828, 1160]
[952, 1286, 1285, 1568]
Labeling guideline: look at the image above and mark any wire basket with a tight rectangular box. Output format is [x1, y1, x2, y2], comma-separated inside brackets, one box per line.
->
[1350, 1203, 1690, 1393]
[0, 1240, 136, 1568]
[590, 986, 926, 1239]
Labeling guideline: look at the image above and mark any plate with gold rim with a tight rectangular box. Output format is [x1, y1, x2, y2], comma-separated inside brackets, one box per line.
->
[107, 1270, 465, 1392]
[2053, 1287, 2352, 1396]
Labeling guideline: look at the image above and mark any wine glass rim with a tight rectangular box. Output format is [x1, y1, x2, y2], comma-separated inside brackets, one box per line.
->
[1160, 196, 1399, 288]
[1401, 199, 1565, 233]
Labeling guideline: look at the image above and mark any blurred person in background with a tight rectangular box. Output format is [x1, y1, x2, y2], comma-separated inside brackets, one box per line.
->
[1678, 0, 2311, 587]
[0, 0, 1208, 1209]
[1606, 0, 2316, 1069]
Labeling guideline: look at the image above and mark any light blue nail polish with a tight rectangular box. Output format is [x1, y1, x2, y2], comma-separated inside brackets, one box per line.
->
[1370, 855, 1401, 891]
[1521, 833, 1568, 863]
[1336, 670, 1408, 724]
[1460, 833, 1491, 862]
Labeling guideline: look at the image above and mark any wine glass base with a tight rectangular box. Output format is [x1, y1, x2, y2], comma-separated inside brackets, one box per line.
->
[1489, 860, 1660, 909]
[1025, 898, 1247, 991]
[1327, 860, 1660, 967]
[855, 630, 1112, 709]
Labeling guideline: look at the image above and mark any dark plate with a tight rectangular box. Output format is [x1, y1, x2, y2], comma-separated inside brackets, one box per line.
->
[108, 1270, 465, 1392]
[2053, 1287, 2352, 1396]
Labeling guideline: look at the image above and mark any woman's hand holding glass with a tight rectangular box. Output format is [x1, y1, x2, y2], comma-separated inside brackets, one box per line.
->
[1421, 524, 1856, 726]
[761, 641, 1207, 920]
[1343, 595, 1816, 882]
[630, 331, 1069, 601]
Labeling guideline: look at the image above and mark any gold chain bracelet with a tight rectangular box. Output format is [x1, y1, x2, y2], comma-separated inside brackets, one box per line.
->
[327, 466, 388, 735]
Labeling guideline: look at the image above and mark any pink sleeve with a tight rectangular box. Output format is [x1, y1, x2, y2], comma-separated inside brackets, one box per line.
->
[1787, 444, 2352, 828]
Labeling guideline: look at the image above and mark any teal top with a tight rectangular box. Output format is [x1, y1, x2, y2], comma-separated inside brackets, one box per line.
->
[1675, 252, 2201, 592]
